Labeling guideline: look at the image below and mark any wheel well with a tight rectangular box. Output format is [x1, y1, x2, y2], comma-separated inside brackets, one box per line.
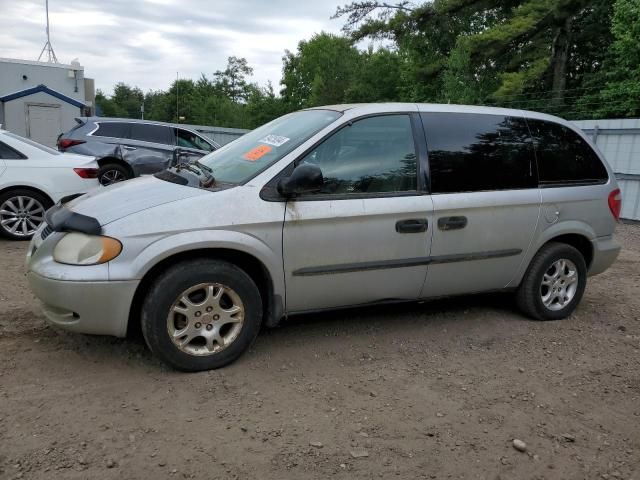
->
[127, 249, 276, 338]
[97, 157, 134, 178]
[0, 185, 54, 207]
[546, 233, 593, 268]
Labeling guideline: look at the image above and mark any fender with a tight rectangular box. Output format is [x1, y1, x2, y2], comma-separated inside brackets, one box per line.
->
[110, 229, 286, 299]
[507, 219, 596, 287]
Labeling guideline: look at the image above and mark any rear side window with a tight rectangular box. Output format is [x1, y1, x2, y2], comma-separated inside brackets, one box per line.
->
[129, 124, 172, 145]
[422, 113, 536, 193]
[93, 122, 129, 138]
[0, 140, 26, 159]
[526, 119, 608, 185]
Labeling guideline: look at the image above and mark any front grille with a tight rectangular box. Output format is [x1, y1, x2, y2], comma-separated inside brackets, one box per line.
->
[41, 225, 53, 240]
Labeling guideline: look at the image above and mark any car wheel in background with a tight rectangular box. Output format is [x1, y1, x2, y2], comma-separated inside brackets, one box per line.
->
[516, 242, 587, 320]
[0, 189, 52, 240]
[141, 259, 263, 371]
[98, 163, 130, 186]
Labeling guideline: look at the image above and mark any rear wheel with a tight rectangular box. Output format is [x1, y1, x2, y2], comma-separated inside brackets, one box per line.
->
[516, 242, 587, 320]
[141, 259, 262, 371]
[0, 189, 51, 240]
[98, 163, 130, 186]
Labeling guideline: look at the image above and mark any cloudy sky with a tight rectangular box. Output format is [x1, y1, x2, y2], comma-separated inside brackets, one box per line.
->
[0, 0, 346, 94]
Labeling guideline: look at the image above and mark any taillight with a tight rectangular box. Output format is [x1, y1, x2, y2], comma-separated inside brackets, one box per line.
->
[73, 167, 99, 179]
[608, 188, 622, 221]
[58, 138, 85, 150]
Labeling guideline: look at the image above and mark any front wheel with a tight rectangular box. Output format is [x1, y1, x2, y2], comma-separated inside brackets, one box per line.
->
[141, 259, 263, 371]
[516, 242, 587, 320]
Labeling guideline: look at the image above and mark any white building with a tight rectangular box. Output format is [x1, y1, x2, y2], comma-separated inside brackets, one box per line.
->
[0, 58, 95, 147]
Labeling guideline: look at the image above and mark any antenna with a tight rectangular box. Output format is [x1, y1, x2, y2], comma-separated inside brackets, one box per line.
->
[37, 0, 58, 63]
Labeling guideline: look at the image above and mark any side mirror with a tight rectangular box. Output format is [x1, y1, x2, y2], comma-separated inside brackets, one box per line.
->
[277, 163, 324, 197]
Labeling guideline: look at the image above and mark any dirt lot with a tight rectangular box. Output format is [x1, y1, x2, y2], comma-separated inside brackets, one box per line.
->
[0, 225, 639, 480]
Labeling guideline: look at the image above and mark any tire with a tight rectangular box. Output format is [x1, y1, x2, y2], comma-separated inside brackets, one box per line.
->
[0, 189, 52, 240]
[98, 163, 130, 186]
[516, 242, 587, 321]
[141, 259, 263, 371]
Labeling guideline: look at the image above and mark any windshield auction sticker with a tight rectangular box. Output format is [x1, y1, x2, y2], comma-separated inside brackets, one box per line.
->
[243, 145, 272, 161]
[259, 135, 290, 147]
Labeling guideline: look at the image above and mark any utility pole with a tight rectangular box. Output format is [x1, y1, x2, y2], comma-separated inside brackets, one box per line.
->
[37, 0, 58, 63]
[176, 71, 179, 123]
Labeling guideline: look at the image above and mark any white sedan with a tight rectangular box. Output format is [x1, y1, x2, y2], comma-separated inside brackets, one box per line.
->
[0, 130, 100, 240]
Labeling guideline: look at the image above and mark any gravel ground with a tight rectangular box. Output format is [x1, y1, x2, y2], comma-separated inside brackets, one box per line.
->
[0, 224, 639, 480]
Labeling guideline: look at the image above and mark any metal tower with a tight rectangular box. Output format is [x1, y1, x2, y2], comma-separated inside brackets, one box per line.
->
[37, 0, 58, 63]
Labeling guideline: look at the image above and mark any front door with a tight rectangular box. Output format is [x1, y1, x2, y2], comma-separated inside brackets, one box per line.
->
[419, 112, 541, 297]
[282, 114, 434, 312]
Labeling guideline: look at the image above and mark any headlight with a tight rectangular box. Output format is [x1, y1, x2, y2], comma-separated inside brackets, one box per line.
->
[53, 232, 122, 265]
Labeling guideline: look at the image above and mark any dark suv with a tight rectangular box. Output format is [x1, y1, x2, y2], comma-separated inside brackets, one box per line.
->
[57, 118, 221, 185]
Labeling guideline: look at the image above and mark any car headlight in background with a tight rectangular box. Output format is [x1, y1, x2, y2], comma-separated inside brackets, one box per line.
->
[53, 233, 122, 265]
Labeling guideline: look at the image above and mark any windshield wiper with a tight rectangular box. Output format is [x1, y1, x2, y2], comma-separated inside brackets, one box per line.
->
[175, 160, 216, 188]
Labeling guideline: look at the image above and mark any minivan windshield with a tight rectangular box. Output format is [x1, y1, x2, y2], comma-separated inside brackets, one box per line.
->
[197, 109, 341, 184]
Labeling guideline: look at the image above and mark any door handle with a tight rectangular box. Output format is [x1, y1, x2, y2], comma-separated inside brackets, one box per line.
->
[122, 146, 137, 151]
[396, 219, 428, 233]
[438, 216, 467, 231]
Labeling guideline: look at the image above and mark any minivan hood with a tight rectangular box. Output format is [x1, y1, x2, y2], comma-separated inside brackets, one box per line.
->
[66, 175, 209, 225]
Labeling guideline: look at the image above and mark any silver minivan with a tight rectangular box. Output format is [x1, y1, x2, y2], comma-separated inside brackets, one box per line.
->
[26, 104, 622, 371]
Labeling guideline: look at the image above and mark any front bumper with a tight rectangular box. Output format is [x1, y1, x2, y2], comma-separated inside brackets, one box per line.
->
[588, 235, 621, 276]
[27, 271, 138, 337]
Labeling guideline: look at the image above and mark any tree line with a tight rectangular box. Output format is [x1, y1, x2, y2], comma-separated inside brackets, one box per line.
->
[96, 0, 639, 129]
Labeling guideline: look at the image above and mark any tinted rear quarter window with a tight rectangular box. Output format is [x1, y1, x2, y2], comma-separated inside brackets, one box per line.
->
[129, 124, 172, 145]
[422, 113, 536, 193]
[526, 119, 608, 185]
[93, 122, 129, 138]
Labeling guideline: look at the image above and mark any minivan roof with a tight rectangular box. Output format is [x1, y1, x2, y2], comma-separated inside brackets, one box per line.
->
[308, 102, 571, 127]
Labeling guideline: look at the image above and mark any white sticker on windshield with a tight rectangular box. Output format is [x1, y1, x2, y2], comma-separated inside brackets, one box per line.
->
[259, 134, 290, 147]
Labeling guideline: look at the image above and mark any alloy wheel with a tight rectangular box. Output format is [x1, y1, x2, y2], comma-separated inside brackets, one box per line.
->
[167, 283, 245, 356]
[540, 258, 579, 311]
[99, 169, 126, 186]
[0, 195, 46, 237]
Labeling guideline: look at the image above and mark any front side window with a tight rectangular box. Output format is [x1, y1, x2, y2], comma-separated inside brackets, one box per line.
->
[198, 109, 341, 184]
[176, 129, 213, 151]
[93, 122, 128, 139]
[0, 140, 25, 159]
[526, 119, 608, 185]
[422, 113, 536, 193]
[298, 115, 418, 195]
[129, 124, 172, 145]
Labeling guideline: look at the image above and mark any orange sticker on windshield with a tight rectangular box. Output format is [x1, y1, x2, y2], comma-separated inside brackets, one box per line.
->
[243, 145, 272, 161]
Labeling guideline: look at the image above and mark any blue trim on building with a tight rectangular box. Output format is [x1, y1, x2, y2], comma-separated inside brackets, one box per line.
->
[0, 84, 85, 109]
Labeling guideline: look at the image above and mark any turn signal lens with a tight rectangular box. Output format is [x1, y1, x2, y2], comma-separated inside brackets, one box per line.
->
[53, 233, 122, 265]
[608, 188, 622, 221]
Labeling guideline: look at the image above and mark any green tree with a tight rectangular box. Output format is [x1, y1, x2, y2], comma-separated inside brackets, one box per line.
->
[576, 0, 640, 118]
[334, 0, 616, 116]
[213, 56, 254, 103]
[281, 32, 361, 109]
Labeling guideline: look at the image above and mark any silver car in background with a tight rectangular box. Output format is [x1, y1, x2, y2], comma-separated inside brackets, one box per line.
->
[26, 103, 621, 371]
[57, 117, 220, 185]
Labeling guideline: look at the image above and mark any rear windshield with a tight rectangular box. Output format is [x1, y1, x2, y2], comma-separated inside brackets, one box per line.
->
[4, 132, 61, 155]
[198, 110, 342, 184]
